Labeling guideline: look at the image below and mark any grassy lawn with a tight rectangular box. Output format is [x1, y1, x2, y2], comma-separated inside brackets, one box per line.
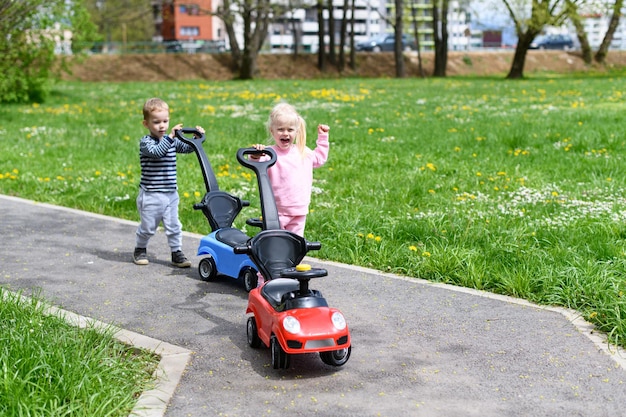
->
[0, 288, 158, 416]
[2, 74, 626, 352]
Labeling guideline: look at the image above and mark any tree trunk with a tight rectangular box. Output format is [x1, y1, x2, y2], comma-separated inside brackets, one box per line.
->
[349, 0, 356, 70]
[566, 0, 592, 64]
[506, 31, 536, 79]
[338, 0, 349, 72]
[595, 0, 623, 64]
[217, 0, 241, 72]
[327, 0, 336, 65]
[394, 0, 405, 77]
[236, 0, 270, 80]
[317, 0, 326, 71]
[411, 0, 425, 77]
[432, 0, 446, 77]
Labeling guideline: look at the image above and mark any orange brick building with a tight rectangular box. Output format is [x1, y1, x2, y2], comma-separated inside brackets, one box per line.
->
[161, 0, 213, 42]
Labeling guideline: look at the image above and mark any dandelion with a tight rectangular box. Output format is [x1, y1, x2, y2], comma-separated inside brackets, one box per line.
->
[426, 163, 436, 171]
[194, 191, 201, 197]
[409, 245, 417, 252]
[422, 251, 431, 257]
[183, 192, 190, 198]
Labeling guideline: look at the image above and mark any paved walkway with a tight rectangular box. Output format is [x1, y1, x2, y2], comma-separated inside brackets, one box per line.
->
[2, 194, 626, 417]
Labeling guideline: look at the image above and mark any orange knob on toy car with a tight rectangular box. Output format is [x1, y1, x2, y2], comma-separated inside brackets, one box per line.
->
[296, 264, 311, 272]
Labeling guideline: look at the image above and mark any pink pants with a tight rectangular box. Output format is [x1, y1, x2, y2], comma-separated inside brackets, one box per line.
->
[279, 214, 307, 237]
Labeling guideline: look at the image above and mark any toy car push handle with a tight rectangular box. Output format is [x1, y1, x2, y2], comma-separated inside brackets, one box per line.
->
[233, 240, 321, 255]
[237, 147, 280, 230]
[175, 128, 220, 193]
[193, 200, 249, 211]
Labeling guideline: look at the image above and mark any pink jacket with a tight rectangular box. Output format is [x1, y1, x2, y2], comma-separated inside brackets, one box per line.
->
[268, 133, 329, 216]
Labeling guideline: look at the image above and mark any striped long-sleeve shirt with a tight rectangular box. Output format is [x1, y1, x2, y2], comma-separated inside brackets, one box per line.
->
[138, 134, 194, 192]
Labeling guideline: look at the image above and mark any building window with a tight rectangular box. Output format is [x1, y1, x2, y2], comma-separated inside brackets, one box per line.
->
[180, 26, 200, 37]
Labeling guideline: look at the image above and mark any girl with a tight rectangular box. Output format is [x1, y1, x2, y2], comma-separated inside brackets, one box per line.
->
[253, 102, 329, 236]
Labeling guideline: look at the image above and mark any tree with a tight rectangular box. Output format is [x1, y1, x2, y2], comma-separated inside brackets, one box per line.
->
[0, 0, 97, 103]
[393, 0, 406, 77]
[594, 0, 623, 64]
[215, 0, 274, 79]
[566, 0, 592, 64]
[432, 0, 449, 76]
[83, 0, 154, 47]
[317, 0, 326, 70]
[502, 0, 569, 79]
[409, 0, 426, 77]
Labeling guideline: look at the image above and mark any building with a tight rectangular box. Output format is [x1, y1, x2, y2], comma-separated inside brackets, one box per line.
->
[155, 0, 224, 52]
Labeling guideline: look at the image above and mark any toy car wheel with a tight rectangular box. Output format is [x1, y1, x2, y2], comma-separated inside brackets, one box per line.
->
[270, 335, 290, 369]
[198, 256, 217, 281]
[372, 46, 381, 52]
[247, 316, 262, 348]
[320, 346, 351, 367]
[241, 267, 258, 292]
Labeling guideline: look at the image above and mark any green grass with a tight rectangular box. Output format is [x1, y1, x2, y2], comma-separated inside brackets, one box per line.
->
[2, 74, 626, 350]
[0, 288, 159, 416]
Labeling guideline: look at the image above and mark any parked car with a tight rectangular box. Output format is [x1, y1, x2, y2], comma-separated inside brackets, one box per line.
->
[355, 34, 416, 52]
[529, 34, 574, 50]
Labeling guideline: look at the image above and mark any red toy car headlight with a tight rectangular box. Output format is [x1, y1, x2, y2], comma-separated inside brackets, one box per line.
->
[331, 312, 347, 330]
[282, 315, 301, 334]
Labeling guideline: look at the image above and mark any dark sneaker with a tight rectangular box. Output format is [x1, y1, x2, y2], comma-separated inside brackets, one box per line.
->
[133, 248, 149, 265]
[171, 250, 191, 268]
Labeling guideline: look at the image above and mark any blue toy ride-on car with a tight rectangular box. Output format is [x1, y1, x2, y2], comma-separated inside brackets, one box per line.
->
[175, 129, 277, 292]
[235, 147, 352, 369]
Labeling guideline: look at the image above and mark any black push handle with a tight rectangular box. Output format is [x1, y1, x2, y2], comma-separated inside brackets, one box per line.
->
[307, 242, 322, 251]
[236, 147, 278, 170]
[233, 244, 250, 255]
[175, 127, 219, 192]
[175, 127, 205, 145]
[236, 147, 280, 230]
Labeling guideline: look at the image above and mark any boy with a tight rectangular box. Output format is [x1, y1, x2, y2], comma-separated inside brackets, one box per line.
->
[133, 97, 203, 268]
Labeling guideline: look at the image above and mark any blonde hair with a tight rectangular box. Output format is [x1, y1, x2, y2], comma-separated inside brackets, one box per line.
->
[142, 97, 169, 120]
[267, 102, 307, 156]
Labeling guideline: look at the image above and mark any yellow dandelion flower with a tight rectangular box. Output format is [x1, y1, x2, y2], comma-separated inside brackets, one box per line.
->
[409, 245, 417, 252]
[422, 251, 431, 257]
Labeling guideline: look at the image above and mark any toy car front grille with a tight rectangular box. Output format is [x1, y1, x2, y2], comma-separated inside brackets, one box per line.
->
[304, 338, 335, 349]
[337, 335, 349, 346]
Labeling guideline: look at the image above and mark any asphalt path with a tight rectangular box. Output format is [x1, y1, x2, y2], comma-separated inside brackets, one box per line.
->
[2, 195, 626, 417]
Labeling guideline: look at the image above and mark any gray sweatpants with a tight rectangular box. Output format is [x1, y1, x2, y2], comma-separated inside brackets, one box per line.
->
[135, 189, 183, 252]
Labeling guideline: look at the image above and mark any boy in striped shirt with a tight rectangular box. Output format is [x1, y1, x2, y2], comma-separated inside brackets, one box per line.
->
[133, 97, 204, 268]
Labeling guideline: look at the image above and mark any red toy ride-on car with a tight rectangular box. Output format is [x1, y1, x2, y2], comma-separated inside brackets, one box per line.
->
[235, 148, 352, 369]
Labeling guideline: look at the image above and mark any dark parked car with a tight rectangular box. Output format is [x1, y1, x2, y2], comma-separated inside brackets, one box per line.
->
[529, 34, 574, 50]
[355, 34, 416, 52]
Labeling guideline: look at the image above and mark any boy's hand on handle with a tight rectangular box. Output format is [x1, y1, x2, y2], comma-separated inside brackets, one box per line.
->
[169, 123, 183, 138]
[318, 124, 330, 134]
[194, 125, 205, 138]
